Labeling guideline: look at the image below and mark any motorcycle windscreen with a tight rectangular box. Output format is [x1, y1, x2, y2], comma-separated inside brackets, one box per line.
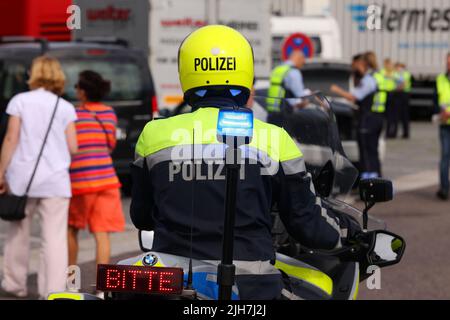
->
[253, 92, 359, 198]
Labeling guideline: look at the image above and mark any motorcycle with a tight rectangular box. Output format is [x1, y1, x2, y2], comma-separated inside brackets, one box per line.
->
[48, 93, 405, 301]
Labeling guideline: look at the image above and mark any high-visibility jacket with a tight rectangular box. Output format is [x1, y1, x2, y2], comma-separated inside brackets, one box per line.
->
[372, 71, 388, 113]
[380, 68, 397, 92]
[129, 106, 358, 263]
[399, 70, 412, 93]
[436, 73, 450, 125]
[266, 64, 292, 112]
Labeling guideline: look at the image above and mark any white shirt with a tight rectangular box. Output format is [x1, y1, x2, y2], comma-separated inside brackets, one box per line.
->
[283, 61, 305, 98]
[5, 88, 77, 198]
[350, 73, 378, 101]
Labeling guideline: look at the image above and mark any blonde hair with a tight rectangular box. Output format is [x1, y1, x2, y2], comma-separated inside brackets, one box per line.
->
[364, 51, 378, 71]
[28, 56, 66, 95]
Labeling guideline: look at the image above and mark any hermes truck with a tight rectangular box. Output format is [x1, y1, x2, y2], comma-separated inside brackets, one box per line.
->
[330, 0, 450, 116]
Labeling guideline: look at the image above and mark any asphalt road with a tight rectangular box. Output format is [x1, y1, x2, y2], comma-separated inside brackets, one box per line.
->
[357, 186, 450, 300]
[1, 121, 449, 300]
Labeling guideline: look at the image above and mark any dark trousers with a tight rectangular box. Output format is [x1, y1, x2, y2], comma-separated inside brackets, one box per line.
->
[358, 113, 384, 176]
[386, 93, 400, 138]
[398, 92, 410, 138]
[439, 126, 450, 194]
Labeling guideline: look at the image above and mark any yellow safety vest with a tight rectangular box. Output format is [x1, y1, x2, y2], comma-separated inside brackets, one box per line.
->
[372, 72, 387, 113]
[380, 69, 397, 92]
[401, 70, 412, 93]
[266, 64, 292, 112]
[436, 73, 450, 125]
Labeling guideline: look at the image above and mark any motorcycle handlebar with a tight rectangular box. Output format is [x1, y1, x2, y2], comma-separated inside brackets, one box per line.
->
[306, 233, 373, 261]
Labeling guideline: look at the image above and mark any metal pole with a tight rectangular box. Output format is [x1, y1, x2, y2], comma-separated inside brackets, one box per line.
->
[217, 146, 240, 300]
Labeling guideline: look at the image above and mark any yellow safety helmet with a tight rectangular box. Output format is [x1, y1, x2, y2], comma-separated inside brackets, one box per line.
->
[178, 25, 254, 107]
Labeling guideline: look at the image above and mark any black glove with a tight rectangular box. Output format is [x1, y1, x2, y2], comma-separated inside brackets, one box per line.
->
[335, 212, 363, 245]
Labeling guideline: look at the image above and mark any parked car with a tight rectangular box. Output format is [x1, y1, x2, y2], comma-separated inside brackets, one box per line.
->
[0, 37, 157, 192]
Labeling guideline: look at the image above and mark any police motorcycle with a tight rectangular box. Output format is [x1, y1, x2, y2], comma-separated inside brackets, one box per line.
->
[48, 93, 405, 301]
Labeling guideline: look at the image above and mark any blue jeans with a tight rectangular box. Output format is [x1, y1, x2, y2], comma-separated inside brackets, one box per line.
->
[439, 126, 450, 193]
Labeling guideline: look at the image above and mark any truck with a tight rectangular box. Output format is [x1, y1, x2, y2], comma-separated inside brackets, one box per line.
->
[74, 0, 272, 110]
[330, 0, 450, 116]
[0, 0, 71, 41]
[269, 0, 449, 116]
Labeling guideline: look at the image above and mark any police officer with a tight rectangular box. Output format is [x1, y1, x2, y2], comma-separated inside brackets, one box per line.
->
[331, 53, 384, 179]
[394, 62, 412, 139]
[364, 51, 378, 74]
[130, 25, 360, 300]
[380, 59, 399, 138]
[435, 52, 450, 200]
[266, 49, 306, 127]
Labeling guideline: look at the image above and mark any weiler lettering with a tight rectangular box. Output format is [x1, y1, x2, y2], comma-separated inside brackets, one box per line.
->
[194, 57, 236, 71]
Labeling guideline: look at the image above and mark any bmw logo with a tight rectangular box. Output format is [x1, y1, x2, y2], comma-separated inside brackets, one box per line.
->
[142, 254, 158, 266]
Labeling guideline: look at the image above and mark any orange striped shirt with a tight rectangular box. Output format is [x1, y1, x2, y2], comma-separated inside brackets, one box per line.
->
[70, 102, 121, 195]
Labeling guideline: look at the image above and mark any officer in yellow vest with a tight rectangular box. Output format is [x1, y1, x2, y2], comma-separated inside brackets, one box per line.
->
[394, 62, 412, 139]
[435, 53, 450, 200]
[266, 50, 306, 127]
[379, 59, 399, 138]
[130, 25, 360, 299]
[331, 53, 384, 179]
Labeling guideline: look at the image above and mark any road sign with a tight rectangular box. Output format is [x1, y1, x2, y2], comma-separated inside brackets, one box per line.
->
[281, 32, 314, 60]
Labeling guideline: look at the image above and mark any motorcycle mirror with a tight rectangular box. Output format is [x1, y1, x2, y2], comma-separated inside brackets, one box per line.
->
[359, 178, 393, 203]
[366, 230, 406, 267]
[138, 230, 154, 252]
[313, 160, 334, 198]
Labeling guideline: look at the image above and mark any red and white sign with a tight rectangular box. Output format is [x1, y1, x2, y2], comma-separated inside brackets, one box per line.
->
[281, 32, 314, 60]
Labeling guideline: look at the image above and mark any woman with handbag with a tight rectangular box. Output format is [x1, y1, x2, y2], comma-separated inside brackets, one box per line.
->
[0, 56, 78, 298]
[67, 71, 125, 275]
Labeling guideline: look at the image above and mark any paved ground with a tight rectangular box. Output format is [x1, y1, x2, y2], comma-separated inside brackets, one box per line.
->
[382, 122, 440, 180]
[357, 186, 450, 300]
[1, 121, 449, 300]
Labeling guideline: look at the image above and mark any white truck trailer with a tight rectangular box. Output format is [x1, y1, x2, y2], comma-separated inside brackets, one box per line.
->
[73, 0, 272, 109]
[330, 0, 450, 116]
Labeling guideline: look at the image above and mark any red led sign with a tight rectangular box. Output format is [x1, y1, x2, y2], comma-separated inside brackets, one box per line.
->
[96, 264, 184, 295]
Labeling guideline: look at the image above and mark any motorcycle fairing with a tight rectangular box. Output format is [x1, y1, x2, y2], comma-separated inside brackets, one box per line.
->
[119, 252, 239, 300]
[118, 251, 340, 300]
[275, 253, 333, 299]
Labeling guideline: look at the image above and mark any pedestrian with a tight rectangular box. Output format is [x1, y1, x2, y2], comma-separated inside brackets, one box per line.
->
[330, 53, 384, 179]
[395, 62, 412, 139]
[67, 71, 125, 272]
[266, 49, 306, 127]
[0, 56, 78, 299]
[435, 53, 450, 200]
